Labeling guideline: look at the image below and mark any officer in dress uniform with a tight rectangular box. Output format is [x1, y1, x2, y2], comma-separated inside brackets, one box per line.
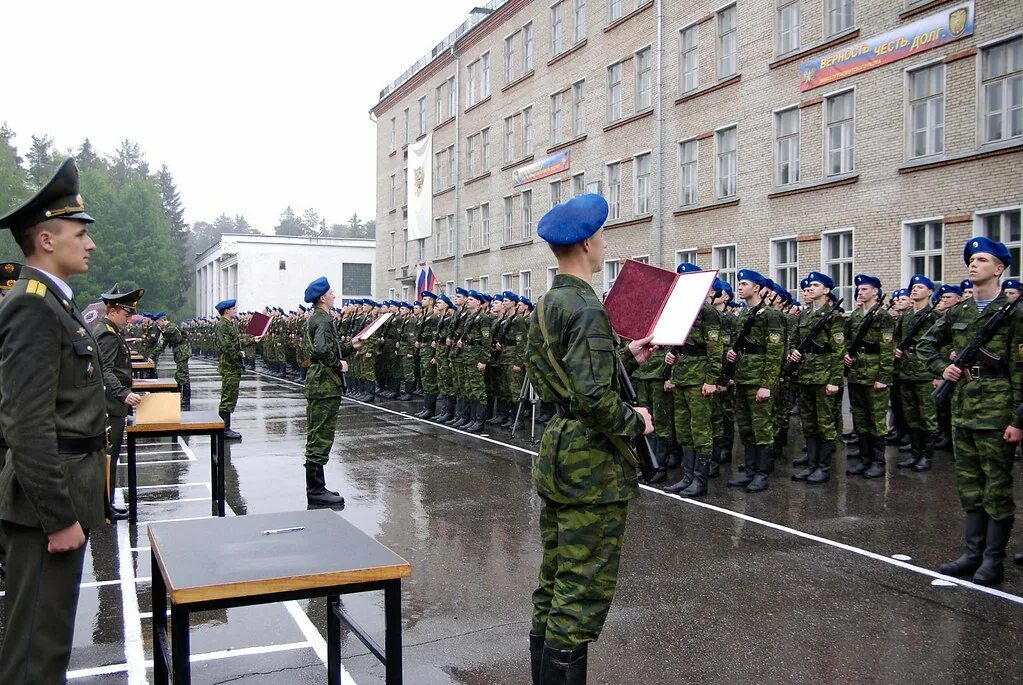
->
[94, 285, 146, 520]
[0, 159, 109, 683]
[0, 261, 20, 580]
[525, 194, 656, 684]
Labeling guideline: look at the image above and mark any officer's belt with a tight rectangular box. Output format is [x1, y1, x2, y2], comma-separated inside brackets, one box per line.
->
[57, 434, 106, 454]
[967, 365, 1010, 380]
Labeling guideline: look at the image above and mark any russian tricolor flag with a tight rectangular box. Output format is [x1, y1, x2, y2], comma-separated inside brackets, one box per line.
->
[415, 264, 437, 299]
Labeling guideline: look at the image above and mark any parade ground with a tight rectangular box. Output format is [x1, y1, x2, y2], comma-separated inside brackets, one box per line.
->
[4, 357, 1021, 685]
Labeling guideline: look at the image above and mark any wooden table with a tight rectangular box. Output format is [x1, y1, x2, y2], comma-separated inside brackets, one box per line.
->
[149, 510, 411, 685]
[133, 377, 179, 392]
[132, 360, 156, 379]
[126, 410, 225, 525]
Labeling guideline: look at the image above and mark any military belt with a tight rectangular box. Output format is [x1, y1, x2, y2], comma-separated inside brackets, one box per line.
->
[968, 365, 1010, 380]
[57, 434, 106, 454]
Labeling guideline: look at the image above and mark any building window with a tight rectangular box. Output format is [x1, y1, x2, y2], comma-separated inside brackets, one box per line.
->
[466, 207, 477, 251]
[609, 0, 622, 23]
[572, 81, 586, 136]
[904, 220, 943, 283]
[635, 47, 652, 110]
[827, 0, 853, 37]
[465, 278, 473, 290]
[479, 275, 489, 292]
[445, 280, 454, 295]
[608, 62, 623, 121]
[506, 33, 517, 83]
[604, 259, 622, 291]
[520, 270, 532, 299]
[447, 214, 455, 255]
[481, 52, 491, 98]
[680, 25, 699, 94]
[389, 288, 396, 300]
[403, 108, 409, 144]
[675, 248, 697, 266]
[717, 5, 738, 79]
[436, 82, 445, 123]
[826, 90, 855, 175]
[981, 37, 1023, 144]
[416, 238, 425, 262]
[552, 1, 565, 55]
[823, 229, 854, 303]
[715, 126, 737, 199]
[504, 115, 516, 162]
[979, 207, 1023, 277]
[417, 96, 427, 136]
[713, 244, 737, 288]
[467, 60, 478, 107]
[402, 228, 409, 263]
[547, 266, 559, 290]
[634, 152, 651, 214]
[778, 0, 800, 56]
[678, 139, 698, 206]
[504, 197, 516, 242]
[772, 238, 798, 298]
[481, 128, 491, 168]
[523, 106, 534, 154]
[481, 203, 490, 247]
[402, 285, 410, 301]
[446, 144, 454, 188]
[342, 263, 373, 296]
[572, 172, 586, 197]
[448, 75, 456, 117]
[389, 117, 396, 152]
[775, 107, 800, 185]
[522, 189, 534, 238]
[550, 179, 562, 208]
[908, 64, 944, 158]
[279, 260, 287, 271]
[606, 162, 621, 220]
[574, 0, 587, 43]
[466, 134, 478, 177]
[502, 273, 514, 291]
[551, 90, 566, 145]
[389, 174, 396, 208]
[524, 22, 534, 72]
[433, 150, 442, 188]
[434, 217, 445, 257]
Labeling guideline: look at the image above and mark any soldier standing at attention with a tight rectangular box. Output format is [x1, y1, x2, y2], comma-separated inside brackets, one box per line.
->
[95, 286, 146, 521]
[154, 311, 192, 407]
[918, 237, 1022, 587]
[214, 299, 246, 440]
[459, 290, 493, 433]
[301, 277, 346, 506]
[894, 275, 939, 471]
[0, 159, 109, 683]
[526, 194, 655, 685]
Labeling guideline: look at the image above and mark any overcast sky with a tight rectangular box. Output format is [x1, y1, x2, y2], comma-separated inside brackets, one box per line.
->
[3, 1, 474, 232]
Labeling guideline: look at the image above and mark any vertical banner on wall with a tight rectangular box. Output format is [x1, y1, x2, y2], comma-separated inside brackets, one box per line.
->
[407, 133, 433, 240]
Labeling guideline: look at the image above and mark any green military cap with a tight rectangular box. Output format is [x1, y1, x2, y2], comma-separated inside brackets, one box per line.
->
[0, 261, 22, 290]
[100, 283, 145, 313]
[0, 158, 95, 236]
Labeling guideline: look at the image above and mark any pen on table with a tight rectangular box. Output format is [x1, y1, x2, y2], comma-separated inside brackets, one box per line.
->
[261, 526, 305, 536]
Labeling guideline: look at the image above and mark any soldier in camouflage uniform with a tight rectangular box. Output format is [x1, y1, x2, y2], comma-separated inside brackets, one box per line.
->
[154, 312, 192, 406]
[214, 299, 246, 440]
[491, 292, 529, 429]
[301, 277, 346, 506]
[631, 346, 672, 484]
[526, 194, 655, 684]
[918, 237, 1022, 587]
[663, 263, 723, 498]
[768, 282, 796, 466]
[414, 292, 440, 419]
[458, 290, 493, 433]
[843, 274, 895, 479]
[787, 272, 845, 486]
[397, 302, 418, 400]
[710, 280, 737, 472]
[433, 295, 457, 421]
[894, 275, 939, 471]
[357, 301, 379, 402]
[726, 269, 786, 493]
[446, 288, 471, 427]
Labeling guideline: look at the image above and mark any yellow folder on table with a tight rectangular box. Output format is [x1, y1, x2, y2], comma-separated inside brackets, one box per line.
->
[135, 392, 181, 425]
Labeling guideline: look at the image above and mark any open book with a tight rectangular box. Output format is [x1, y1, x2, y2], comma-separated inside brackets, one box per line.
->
[245, 312, 271, 337]
[353, 312, 394, 341]
[603, 259, 718, 345]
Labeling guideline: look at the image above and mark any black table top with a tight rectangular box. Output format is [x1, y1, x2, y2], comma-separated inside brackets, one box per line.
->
[148, 510, 411, 603]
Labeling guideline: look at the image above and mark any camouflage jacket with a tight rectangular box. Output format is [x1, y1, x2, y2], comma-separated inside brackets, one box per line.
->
[304, 308, 345, 399]
[733, 304, 786, 388]
[215, 316, 243, 373]
[917, 293, 1023, 430]
[460, 309, 493, 365]
[157, 321, 192, 363]
[846, 304, 895, 385]
[526, 274, 642, 505]
[791, 304, 845, 386]
[894, 305, 938, 381]
[670, 303, 724, 386]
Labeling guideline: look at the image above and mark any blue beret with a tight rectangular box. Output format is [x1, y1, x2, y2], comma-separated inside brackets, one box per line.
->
[964, 236, 1011, 267]
[304, 276, 330, 303]
[854, 274, 881, 290]
[421, 290, 437, 299]
[537, 193, 609, 245]
[214, 299, 236, 313]
[492, 293, 505, 302]
[414, 300, 422, 306]
[938, 284, 963, 297]
[772, 282, 790, 301]
[455, 287, 469, 297]
[676, 262, 702, 274]
[711, 278, 728, 294]
[908, 274, 935, 291]
[520, 297, 534, 309]
[398, 301, 412, 309]
[505, 292, 520, 303]
[467, 289, 483, 301]
[806, 271, 835, 290]
[1002, 279, 1022, 291]
[799, 278, 810, 289]
[894, 289, 908, 298]
[154, 311, 166, 319]
[960, 279, 973, 290]
[482, 293, 493, 303]
[737, 269, 766, 286]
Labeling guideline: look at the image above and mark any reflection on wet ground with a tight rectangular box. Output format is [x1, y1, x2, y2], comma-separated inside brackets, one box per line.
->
[1, 357, 1020, 684]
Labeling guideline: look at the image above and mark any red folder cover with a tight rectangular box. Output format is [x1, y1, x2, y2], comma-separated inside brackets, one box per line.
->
[245, 312, 271, 337]
[353, 312, 393, 341]
[603, 259, 718, 345]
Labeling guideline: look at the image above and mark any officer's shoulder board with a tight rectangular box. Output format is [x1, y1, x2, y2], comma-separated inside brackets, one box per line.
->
[26, 279, 47, 297]
[106, 323, 116, 334]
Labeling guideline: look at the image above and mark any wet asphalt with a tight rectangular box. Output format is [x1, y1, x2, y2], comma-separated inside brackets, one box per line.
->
[1, 355, 1021, 684]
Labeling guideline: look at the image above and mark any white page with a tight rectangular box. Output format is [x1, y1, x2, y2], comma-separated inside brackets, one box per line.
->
[650, 270, 718, 346]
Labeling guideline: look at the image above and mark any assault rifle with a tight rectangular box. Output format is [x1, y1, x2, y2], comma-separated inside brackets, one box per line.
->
[843, 296, 894, 376]
[781, 298, 844, 379]
[617, 358, 666, 482]
[721, 291, 776, 381]
[895, 304, 935, 361]
[933, 296, 1022, 403]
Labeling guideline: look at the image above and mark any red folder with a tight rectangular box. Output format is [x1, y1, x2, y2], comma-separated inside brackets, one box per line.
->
[245, 312, 271, 337]
[603, 259, 718, 345]
[353, 312, 393, 341]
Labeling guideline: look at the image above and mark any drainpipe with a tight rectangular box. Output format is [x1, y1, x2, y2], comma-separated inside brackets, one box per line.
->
[452, 45, 462, 286]
[654, 0, 664, 267]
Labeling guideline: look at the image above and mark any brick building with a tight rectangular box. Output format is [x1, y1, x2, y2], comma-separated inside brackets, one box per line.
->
[371, 0, 1021, 304]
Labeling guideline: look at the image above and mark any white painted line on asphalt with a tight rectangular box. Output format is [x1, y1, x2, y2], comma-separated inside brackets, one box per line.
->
[117, 510, 147, 685]
[120, 455, 196, 466]
[120, 481, 211, 491]
[65, 641, 316, 679]
[133, 448, 187, 456]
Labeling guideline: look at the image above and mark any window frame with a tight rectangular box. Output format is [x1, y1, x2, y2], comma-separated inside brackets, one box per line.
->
[975, 204, 1023, 278]
[770, 236, 800, 299]
[820, 227, 855, 304]
[572, 80, 586, 136]
[608, 61, 624, 122]
[905, 60, 946, 160]
[635, 46, 653, 111]
[680, 23, 699, 94]
[826, 0, 854, 38]
[978, 34, 1023, 145]
[717, 4, 738, 80]
[551, 89, 566, 145]
[777, 0, 801, 57]
[774, 105, 800, 186]
[678, 137, 699, 207]
[901, 217, 945, 286]
[712, 243, 737, 289]
[823, 87, 855, 176]
[714, 124, 738, 199]
[573, 0, 587, 44]
[520, 270, 533, 299]
[634, 150, 652, 215]
[521, 189, 534, 239]
[606, 160, 622, 220]
[551, 0, 566, 56]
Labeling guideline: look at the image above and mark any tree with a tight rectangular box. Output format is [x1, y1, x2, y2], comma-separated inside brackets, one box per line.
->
[76, 139, 104, 171]
[0, 124, 29, 261]
[301, 208, 321, 236]
[274, 206, 305, 236]
[109, 139, 150, 186]
[26, 134, 59, 188]
[155, 164, 190, 298]
[234, 214, 256, 234]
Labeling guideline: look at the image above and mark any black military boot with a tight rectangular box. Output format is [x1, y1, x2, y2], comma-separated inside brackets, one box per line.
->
[487, 401, 508, 426]
[437, 396, 455, 422]
[451, 400, 472, 428]
[680, 453, 710, 498]
[181, 383, 192, 409]
[666, 443, 683, 469]
[414, 394, 434, 419]
[745, 445, 770, 493]
[643, 437, 668, 484]
[793, 438, 816, 481]
[846, 433, 870, 476]
[398, 381, 414, 402]
[932, 431, 951, 452]
[707, 438, 722, 478]
[664, 446, 696, 494]
[938, 510, 988, 577]
[807, 439, 833, 484]
[465, 402, 485, 433]
[897, 429, 921, 468]
[771, 428, 788, 469]
[863, 434, 887, 479]
[792, 441, 809, 467]
[973, 516, 1014, 586]
[540, 642, 587, 685]
[364, 384, 376, 404]
[530, 633, 544, 685]
[913, 430, 935, 472]
[305, 464, 345, 506]
[220, 411, 242, 440]
[497, 405, 514, 428]
[727, 444, 756, 488]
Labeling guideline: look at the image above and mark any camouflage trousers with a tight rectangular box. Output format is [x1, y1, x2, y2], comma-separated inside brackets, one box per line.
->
[463, 362, 487, 403]
[219, 370, 241, 413]
[173, 359, 190, 386]
[953, 427, 1016, 520]
[531, 497, 629, 649]
[504, 364, 524, 403]
[773, 378, 793, 436]
[452, 356, 464, 396]
[305, 397, 341, 466]
[672, 384, 713, 453]
[713, 386, 736, 441]
[796, 384, 838, 441]
[832, 385, 846, 435]
[634, 379, 674, 442]
[436, 355, 452, 396]
[899, 380, 938, 431]
[420, 354, 438, 395]
[848, 383, 889, 437]
[401, 353, 417, 383]
[360, 352, 376, 383]
[735, 384, 774, 446]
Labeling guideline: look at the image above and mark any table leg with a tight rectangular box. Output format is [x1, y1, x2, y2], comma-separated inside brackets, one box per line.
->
[327, 595, 341, 685]
[171, 605, 192, 685]
[216, 431, 226, 517]
[152, 552, 169, 684]
[128, 435, 138, 525]
[209, 434, 218, 517]
[384, 580, 403, 684]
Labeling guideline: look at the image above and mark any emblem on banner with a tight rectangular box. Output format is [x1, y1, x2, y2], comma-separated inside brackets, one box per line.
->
[414, 167, 425, 197]
[949, 8, 968, 36]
